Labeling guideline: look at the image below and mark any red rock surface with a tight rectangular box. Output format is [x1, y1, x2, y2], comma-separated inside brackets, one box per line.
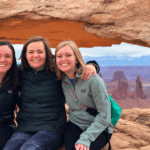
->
[114, 97, 150, 110]
[107, 71, 132, 88]
[0, 0, 150, 47]
[112, 78, 129, 100]
[110, 71, 128, 82]
[136, 75, 147, 99]
[107, 89, 112, 97]
[0, 18, 120, 48]
[109, 75, 150, 109]
[130, 75, 147, 99]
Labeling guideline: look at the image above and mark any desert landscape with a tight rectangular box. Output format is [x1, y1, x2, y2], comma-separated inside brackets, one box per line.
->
[1, 0, 150, 149]
[97, 67, 150, 109]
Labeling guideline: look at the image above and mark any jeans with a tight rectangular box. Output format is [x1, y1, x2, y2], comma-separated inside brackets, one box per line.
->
[3, 130, 62, 150]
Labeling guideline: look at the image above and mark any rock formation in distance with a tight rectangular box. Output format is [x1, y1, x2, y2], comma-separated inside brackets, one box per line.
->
[110, 71, 128, 82]
[130, 75, 147, 99]
[107, 70, 132, 88]
[112, 78, 129, 100]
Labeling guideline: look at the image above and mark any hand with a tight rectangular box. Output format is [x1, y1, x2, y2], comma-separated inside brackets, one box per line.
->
[83, 64, 97, 80]
[75, 144, 89, 150]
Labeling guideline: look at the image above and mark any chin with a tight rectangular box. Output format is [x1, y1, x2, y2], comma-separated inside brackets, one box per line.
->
[31, 64, 42, 68]
[0, 69, 9, 73]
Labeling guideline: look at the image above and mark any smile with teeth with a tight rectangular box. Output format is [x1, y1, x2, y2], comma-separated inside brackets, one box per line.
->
[62, 64, 68, 66]
[0, 65, 6, 67]
[32, 60, 40, 61]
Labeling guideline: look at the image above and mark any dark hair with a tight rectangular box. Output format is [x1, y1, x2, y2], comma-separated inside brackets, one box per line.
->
[20, 36, 54, 73]
[0, 41, 19, 89]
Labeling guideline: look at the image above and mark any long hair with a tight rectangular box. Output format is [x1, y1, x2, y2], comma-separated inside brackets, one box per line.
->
[20, 36, 54, 73]
[0, 41, 19, 89]
[55, 40, 86, 80]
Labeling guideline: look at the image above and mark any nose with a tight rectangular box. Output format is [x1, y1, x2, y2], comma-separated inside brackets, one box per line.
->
[61, 55, 66, 61]
[0, 56, 6, 62]
[33, 52, 38, 57]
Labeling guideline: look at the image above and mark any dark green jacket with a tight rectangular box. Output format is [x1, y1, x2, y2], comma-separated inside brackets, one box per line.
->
[16, 65, 67, 136]
[0, 80, 17, 125]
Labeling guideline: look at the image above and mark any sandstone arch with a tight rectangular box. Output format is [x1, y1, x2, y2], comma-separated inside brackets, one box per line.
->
[0, 0, 150, 47]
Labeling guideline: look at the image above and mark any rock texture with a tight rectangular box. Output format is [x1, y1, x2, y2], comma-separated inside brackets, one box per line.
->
[57, 107, 150, 150]
[136, 75, 147, 99]
[130, 75, 147, 99]
[0, 0, 150, 47]
[107, 71, 132, 88]
[110, 75, 150, 109]
[114, 97, 150, 110]
[110, 71, 128, 83]
[112, 78, 129, 100]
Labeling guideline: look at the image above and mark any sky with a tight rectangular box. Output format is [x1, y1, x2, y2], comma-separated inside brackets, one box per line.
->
[14, 42, 150, 66]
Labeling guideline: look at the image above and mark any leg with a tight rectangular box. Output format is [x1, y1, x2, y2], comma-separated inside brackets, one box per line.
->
[0, 125, 13, 150]
[90, 130, 112, 150]
[20, 131, 61, 150]
[2, 132, 32, 150]
[64, 122, 82, 150]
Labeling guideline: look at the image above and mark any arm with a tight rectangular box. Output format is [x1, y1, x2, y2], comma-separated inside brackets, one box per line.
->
[84, 60, 100, 80]
[75, 75, 111, 148]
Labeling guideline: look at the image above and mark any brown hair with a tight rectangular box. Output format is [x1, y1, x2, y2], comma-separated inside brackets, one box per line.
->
[20, 36, 54, 73]
[55, 40, 86, 80]
[0, 41, 19, 89]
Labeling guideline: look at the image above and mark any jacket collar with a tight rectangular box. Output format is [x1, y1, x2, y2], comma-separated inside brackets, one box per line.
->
[28, 64, 45, 73]
[33, 65, 45, 73]
[63, 70, 82, 83]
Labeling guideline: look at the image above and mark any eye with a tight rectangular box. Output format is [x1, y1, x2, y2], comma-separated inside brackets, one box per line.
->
[57, 55, 62, 58]
[28, 51, 33, 54]
[66, 54, 71, 57]
[38, 51, 43, 53]
[5, 55, 11, 58]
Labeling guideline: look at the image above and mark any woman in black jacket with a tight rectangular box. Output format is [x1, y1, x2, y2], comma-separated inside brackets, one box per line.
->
[0, 41, 19, 150]
[3, 36, 98, 150]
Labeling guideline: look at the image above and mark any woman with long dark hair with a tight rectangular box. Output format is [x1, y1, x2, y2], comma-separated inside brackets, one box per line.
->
[0, 41, 19, 150]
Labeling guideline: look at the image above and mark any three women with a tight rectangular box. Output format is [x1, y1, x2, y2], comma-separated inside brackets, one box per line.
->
[2, 37, 98, 150]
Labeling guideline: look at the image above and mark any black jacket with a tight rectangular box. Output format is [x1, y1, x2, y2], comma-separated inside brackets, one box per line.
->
[0, 81, 17, 125]
[16, 65, 67, 136]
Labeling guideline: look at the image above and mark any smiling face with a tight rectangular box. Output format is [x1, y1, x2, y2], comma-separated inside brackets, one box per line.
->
[56, 45, 78, 79]
[0, 45, 13, 76]
[26, 41, 46, 69]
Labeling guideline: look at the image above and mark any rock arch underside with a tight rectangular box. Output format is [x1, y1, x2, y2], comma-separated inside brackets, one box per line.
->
[0, 0, 150, 48]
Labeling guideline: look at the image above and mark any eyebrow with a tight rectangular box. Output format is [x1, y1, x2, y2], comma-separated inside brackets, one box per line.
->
[57, 52, 72, 55]
[0, 54, 11, 57]
[28, 49, 44, 51]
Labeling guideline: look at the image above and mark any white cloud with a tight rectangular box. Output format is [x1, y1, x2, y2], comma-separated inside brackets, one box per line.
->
[79, 42, 150, 58]
[13, 42, 150, 59]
